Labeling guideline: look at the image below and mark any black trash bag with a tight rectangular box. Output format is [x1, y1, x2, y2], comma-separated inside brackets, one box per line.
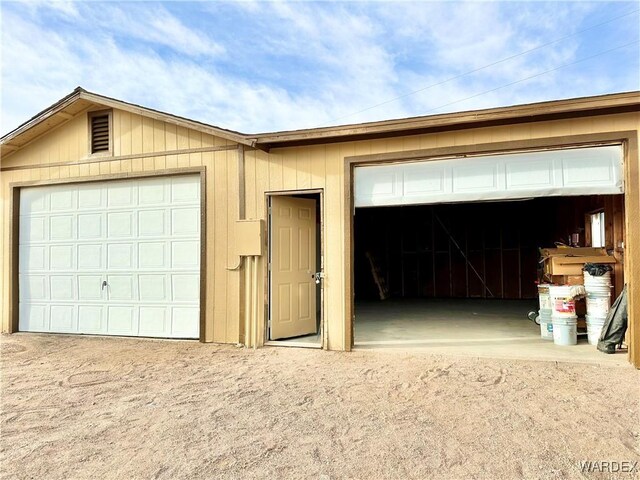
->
[583, 263, 613, 276]
[597, 285, 628, 354]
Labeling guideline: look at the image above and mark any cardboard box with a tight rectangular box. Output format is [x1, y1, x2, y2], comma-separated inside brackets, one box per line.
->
[540, 247, 606, 257]
[541, 247, 616, 276]
[546, 255, 616, 275]
[549, 274, 585, 286]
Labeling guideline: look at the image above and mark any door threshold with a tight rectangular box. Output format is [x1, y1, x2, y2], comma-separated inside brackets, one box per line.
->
[264, 340, 322, 349]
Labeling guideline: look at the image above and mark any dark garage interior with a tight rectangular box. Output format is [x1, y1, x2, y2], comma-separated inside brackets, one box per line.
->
[353, 194, 625, 351]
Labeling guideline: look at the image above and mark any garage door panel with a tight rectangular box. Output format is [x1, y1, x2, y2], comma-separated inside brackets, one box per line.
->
[107, 275, 135, 301]
[50, 190, 75, 211]
[139, 307, 168, 336]
[20, 216, 47, 242]
[78, 305, 105, 332]
[171, 241, 199, 268]
[78, 275, 103, 300]
[505, 159, 554, 188]
[139, 275, 168, 301]
[78, 213, 103, 239]
[404, 167, 444, 196]
[171, 208, 199, 235]
[139, 178, 167, 205]
[138, 242, 166, 269]
[21, 190, 47, 214]
[171, 177, 200, 202]
[107, 243, 135, 269]
[50, 305, 75, 331]
[50, 275, 74, 301]
[78, 185, 103, 209]
[172, 274, 200, 302]
[50, 245, 74, 270]
[355, 145, 623, 207]
[107, 212, 134, 238]
[171, 307, 199, 337]
[77, 244, 103, 269]
[50, 215, 74, 240]
[19, 175, 201, 339]
[107, 306, 137, 334]
[107, 182, 135, 207]
[20, 246, 47, 271]
[563, 157, 615, 186]
[20, 275, 47, 301]
[138, 210, 166, 236]
[20, 304, 48, 331]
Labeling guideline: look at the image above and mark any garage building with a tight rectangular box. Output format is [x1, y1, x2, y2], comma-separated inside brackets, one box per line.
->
[1, 88, 639, 366]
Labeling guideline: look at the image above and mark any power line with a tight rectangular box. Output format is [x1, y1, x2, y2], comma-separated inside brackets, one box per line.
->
[423, 40, 640, 115]
[319, 7, 639, 126]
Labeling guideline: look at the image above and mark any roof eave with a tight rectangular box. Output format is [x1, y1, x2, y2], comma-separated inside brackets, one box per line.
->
[1, 87, 260, 153]
[253, 90, 640, 150]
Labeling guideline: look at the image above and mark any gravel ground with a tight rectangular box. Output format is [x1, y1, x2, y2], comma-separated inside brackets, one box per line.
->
[1, 333, 639, 479]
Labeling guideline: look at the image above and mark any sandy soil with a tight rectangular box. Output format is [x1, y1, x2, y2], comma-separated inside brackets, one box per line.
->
[1, 334, 639, 480]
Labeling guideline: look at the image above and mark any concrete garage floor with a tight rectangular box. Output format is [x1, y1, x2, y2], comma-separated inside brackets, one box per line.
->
[354, 299, 628, 366]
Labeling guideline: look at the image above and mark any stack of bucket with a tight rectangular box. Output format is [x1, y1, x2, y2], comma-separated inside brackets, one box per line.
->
[549, 285, 578, 345]
[537, 284, 553, 340]
[584, 271, 612, 345]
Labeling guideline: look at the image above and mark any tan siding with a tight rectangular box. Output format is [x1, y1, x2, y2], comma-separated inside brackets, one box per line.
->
[203, 150, 216, 343]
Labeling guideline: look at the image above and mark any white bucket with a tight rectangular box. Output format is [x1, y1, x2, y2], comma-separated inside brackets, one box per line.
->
[584, 271, 611, 288]
[549, 285, 576, 318]
[552, 315, 578, 346]
[539, 315, 553, 340]
[586, 314, 606, 346]
[537, 284, 553, 316]
[586, 288, 612, 317]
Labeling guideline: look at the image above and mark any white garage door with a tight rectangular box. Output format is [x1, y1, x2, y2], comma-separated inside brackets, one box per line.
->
[19, 175, 201, 339]
[355, 145, 624, 207]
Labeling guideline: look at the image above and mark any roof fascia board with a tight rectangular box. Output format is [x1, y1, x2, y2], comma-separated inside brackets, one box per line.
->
[1, 89, 83, 146]
[253, 91, 640, 147]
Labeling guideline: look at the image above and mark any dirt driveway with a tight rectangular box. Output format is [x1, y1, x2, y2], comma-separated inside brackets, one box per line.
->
[1, 334, 639, 479]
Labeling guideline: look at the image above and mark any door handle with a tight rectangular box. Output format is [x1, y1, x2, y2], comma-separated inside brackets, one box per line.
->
[101, 280, 108, 290]
[312, 272, 324, 284]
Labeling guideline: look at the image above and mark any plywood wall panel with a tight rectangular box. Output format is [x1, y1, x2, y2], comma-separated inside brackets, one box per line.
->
[212, 149, 229, 343]
[142, 116, 154, 154]
[120, 111, 132, 156]
[268, 153, 283, 191]
[203, 152, 216, 343]
[309, 145, 326, 189]
[296, 147, 312, 189]
[225, 149, 241, 342]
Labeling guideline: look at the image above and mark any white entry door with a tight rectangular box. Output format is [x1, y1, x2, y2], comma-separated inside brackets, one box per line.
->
[19, 175, 201, 339]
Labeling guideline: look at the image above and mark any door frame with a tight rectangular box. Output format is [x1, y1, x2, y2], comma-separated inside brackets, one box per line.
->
[264, 189, 325, 348]
[343, 131, 639, 365]
[8, 167, 207, 341]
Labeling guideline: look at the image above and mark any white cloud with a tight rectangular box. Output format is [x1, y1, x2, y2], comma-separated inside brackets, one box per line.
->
[1, 1, 638, 135]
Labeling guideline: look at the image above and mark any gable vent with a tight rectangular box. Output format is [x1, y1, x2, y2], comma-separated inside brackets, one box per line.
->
[90, 114, 110, 153]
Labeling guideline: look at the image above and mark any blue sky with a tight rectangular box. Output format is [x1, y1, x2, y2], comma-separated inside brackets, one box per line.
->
[1, 1, 638, 134]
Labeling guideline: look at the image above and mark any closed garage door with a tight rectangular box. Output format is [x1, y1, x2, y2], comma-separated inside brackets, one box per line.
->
[18, 174, 201, 339]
